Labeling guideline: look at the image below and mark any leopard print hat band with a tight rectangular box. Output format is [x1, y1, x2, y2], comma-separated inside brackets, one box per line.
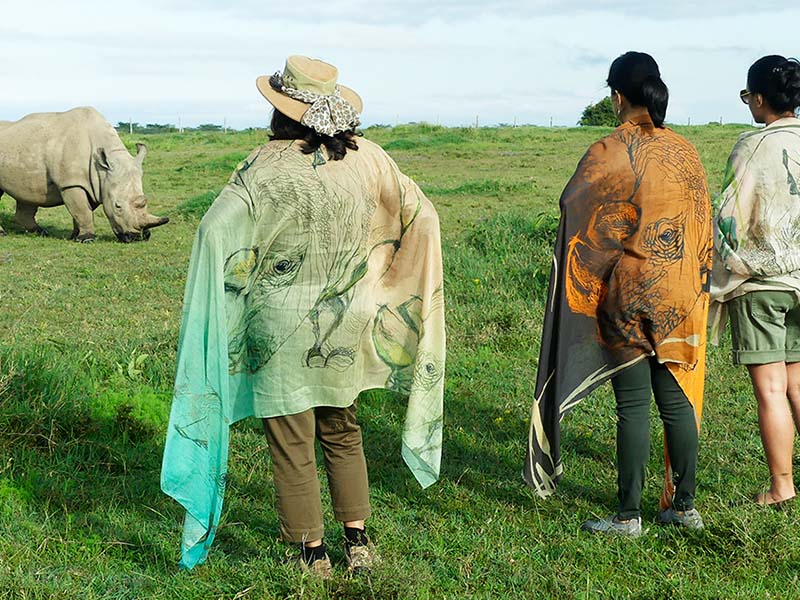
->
[270, 72, 361, 137]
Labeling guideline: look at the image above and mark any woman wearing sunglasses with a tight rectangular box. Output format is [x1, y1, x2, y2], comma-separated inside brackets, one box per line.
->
[711, 55, 800, 507]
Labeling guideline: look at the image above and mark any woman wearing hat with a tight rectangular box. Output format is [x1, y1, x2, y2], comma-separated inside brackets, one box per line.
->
[525, 51, 712, 535]
[161, 56, 446, 576]
[710, 55, 800, 508]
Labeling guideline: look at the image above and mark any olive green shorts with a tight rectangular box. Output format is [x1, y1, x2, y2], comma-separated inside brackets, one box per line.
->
[728, 290, 800, 365]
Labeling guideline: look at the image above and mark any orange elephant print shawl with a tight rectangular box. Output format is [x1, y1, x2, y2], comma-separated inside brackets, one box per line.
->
[524, 116, 712, 504]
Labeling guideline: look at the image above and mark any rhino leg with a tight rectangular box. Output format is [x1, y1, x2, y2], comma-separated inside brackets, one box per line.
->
[15, 200, 48, 236]
[61, 188, 96, 242]
[0, 190, 4, 235]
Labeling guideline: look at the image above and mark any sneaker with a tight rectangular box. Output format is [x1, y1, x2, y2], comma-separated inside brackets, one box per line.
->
[289, 545, 333, 579]
[658, 507, 704, 530]
[298, 553, 333, 578]
[581, 515, 644, 537]
[345, 542, 380, 572]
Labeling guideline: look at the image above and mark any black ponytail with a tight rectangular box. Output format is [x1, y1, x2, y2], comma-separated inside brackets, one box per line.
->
[640, 74, 669, 128]
[607, 51, 669, 127]
[747, 55, 800, 113]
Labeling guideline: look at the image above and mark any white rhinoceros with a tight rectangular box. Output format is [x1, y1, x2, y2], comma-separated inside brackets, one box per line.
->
[0, 107, 168, 242]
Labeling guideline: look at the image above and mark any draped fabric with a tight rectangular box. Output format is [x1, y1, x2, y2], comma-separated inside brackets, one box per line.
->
[524, 116, 712, 505]
[161, 138, 445, 569]
[710, 117, 800, 340]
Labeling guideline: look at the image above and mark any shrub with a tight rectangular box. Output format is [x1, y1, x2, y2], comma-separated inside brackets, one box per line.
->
[579, 96, 617, 127]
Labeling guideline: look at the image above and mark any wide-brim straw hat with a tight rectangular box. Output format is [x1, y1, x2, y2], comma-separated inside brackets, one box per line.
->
[256, 55, 363, 124]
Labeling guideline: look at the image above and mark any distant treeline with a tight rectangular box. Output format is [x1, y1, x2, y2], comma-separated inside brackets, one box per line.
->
[115, 119, 753, 135]
[114, 122, 265, 134]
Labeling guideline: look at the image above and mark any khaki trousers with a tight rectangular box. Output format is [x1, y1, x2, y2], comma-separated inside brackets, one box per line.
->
[262, 404, 371, 543]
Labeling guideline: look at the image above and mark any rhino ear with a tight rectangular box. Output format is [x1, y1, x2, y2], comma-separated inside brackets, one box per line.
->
[135, 143, 147, 167]
[95, 148, 113, 172]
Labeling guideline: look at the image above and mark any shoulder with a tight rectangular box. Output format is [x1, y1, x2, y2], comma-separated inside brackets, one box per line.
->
[64, 107, 108, 128]
[351, 137, 388, 160]
[584, 135, 618, 159]
[70, 106, 103, 119]
[659, 129, 704, 165]
[239, 140, 300, 170]
[732, 127, 765, 150]
[579, 130, 629, 169]
[662, 127, 696, 147]
[730, 125, 800, 164]
[342, 136, 399, 173]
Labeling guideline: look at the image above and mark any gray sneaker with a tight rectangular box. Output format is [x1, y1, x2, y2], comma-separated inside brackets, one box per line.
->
[658, 507, 704, 530]
[581, 515, 644, 537]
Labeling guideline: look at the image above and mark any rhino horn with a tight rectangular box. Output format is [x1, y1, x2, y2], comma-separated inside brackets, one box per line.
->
[135, 143, 147, 166]
[142, 213, 169, 229]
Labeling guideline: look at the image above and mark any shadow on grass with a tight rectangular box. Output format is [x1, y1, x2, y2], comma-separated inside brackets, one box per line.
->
[359, 388, 536, 508]
[0, 209, 121, 242]
[0, 345, 176, 568]
[0, 344, 612, 569]
[357, 379, 618, 521]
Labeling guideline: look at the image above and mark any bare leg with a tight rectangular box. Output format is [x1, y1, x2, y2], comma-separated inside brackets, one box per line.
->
[344, 519, 365, 529]
[61, 187, 95, 242]
[14, 200, 47, 235]
[748, 362, 797, 503]
[787, 361, 800, 435]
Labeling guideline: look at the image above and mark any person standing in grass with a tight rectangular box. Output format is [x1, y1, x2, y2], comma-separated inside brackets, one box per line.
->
[524, 51, 712, 536]
[161, 56, 446, 575]
[710, 55, 800, 508]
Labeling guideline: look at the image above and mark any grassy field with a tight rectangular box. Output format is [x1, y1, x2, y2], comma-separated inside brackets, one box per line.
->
[1, 122, 799, 599]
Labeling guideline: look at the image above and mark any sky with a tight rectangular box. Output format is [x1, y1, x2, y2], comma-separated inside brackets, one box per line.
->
[1, 0, 798, 129]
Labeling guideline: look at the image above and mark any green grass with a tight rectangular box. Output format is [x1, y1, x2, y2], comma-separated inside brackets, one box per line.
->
[2, 123, 799, 599]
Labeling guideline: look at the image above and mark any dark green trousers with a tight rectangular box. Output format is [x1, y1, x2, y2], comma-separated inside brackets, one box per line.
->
[611, 357, 698, 520]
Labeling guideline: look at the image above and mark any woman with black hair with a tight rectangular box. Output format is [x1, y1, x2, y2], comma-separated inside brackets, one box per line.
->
[711, 55, 800, 508]
[525, 51, 712, 536]
[161, 56, 446, 575]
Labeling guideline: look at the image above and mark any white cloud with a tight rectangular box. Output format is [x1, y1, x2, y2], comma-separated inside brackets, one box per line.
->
[0, 1, 798, 127]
